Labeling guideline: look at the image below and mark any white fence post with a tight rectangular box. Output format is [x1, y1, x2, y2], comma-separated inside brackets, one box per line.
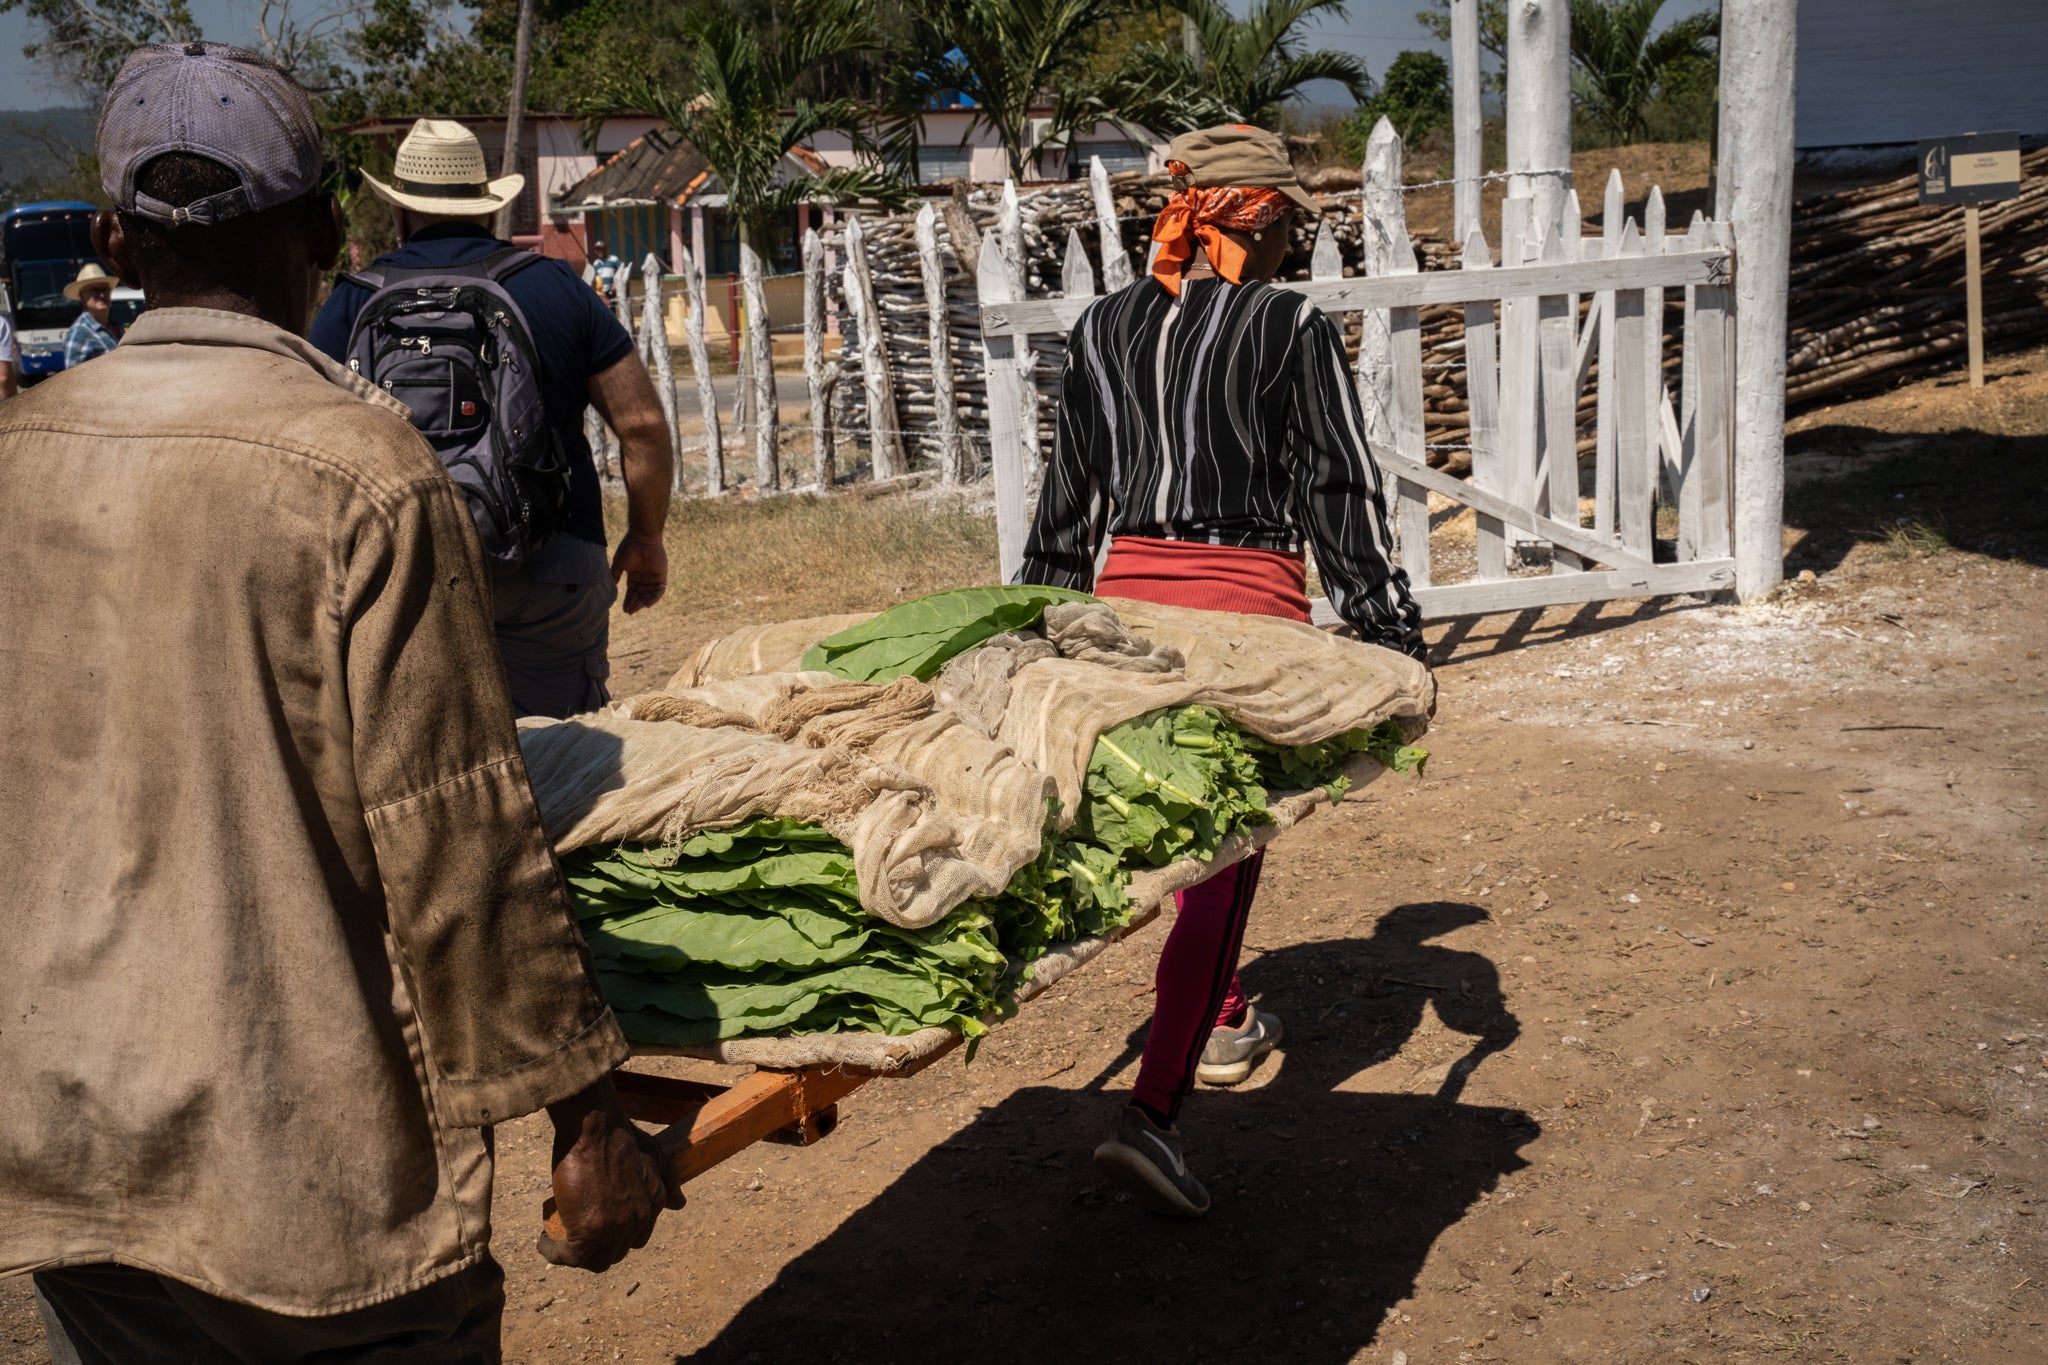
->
[1719, 0, 1797, 602]
[1449, 0, 1483, 246]
[1089, 156, 1136, 292]
[1593, 168, 1623, 541]
[802, 227, 838, 490]
[917, 204, 967, 485]
[636, 254, 680, 484]
[737, 235, 779, 492]
[1535, 218, 1581, 572]
[842, 213, 904, 480]
[1356, 118, 1406, 455]
[676, 241, 723, 495]
[996, 180, 1039, 476]
[1461, 228, 1505, 580]
[1505, 0, 1572, 237]
[1061, 225, 1098, 299]
[979, 230, 1034, 582]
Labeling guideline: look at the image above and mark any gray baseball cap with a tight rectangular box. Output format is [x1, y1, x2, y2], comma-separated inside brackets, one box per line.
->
[98, 42, 322, 227]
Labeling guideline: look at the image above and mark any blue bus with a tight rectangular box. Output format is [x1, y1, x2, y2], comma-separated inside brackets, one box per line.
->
[2, 201, 103, 381]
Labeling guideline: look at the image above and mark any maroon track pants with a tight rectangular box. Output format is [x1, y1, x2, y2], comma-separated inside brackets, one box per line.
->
[1130, 849, 1265, 1122]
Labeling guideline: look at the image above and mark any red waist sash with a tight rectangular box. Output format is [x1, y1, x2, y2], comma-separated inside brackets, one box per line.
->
[1094, 535, 1311, 624]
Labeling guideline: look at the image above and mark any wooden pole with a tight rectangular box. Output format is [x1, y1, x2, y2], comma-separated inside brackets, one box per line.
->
[738, 230, 779, 491]
[916, 204, 966, 484]
[677, 239, 724, 495]
[1089, 155, 1135, 292]
[1965, 204, 1985, 388]
[802, 227, 838, 489]
[637, 253, 680, 487]
[1505, 0, 1571, 237]
[842, 214, 904, 480]
[494, 0, 534, 240]
[980, 229, 1033, 581]
[1716, 0, 1797, 603]
[1449, 0, 1483, 247]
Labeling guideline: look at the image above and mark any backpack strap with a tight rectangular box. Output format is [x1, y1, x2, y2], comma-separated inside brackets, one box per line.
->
[480, 247, 551, 284]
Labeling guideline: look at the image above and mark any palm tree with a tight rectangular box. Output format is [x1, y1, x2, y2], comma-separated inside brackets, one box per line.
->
[1097, 0, 1372, 137]
[1569, 0, 1718, 145]
[637, 0, 907, 491]
[894, 0, 1134, 183]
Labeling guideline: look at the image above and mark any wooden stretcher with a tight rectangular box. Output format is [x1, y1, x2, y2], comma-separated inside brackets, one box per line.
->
[538, 764, 1383, 1240]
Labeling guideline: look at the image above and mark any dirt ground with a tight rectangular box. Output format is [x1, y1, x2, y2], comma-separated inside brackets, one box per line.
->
[6, 351, 2046, 1363]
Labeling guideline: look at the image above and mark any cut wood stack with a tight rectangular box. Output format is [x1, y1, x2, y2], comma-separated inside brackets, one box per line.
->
[1783, 145, 2048, 406]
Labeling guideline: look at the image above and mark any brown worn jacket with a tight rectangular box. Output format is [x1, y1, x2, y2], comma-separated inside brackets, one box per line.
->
[0, 309, 629, 1314]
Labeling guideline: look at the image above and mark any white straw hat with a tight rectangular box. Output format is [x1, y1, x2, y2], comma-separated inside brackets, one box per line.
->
[363, 118, 525, 215]
[63, 262, 117, 301]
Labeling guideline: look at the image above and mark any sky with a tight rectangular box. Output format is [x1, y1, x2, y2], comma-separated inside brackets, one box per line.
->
[0, 0, 1720, 115]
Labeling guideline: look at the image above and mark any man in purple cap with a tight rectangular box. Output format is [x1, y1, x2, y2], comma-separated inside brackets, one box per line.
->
[0, 43, 679, 1360]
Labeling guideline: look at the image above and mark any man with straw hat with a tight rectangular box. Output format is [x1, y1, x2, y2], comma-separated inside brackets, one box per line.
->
[61, 262, 122, 367]
[1019, 124, 1425, 1217]
[2, 44, 679, 1358]
[312, 118, 674, 719]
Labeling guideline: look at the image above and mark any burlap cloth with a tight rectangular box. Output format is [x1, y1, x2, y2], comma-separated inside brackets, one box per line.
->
[530, 597, 1435, 1066]
[674, 598, 1435, 828]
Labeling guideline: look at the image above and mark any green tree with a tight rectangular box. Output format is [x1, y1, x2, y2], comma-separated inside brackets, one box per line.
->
[0, 0, 197, 99]
[1417, 0, 1721, 145]
[633, 0, 908, 489]
[894, 0, 1136, 182]
[1358, 48, 1451, 145]
[1569, 0, 1717, 145]
[1100, 0, 1373, 136]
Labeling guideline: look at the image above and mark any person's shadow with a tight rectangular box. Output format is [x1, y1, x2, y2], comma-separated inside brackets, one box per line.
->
[682, 902, 1534, 1365]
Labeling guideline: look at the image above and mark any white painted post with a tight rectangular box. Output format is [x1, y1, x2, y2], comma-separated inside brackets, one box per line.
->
[1461, 229, 1505, 581]
[1061, 224, 1098, 299]
[1356, 121, 1428, 583]
[996, 181, 1040, 478]
[842, 213, 904, 480]
[1593, 168, 1623, 541]
[1497, 194, 1541, 555]
[1612, 219, 1656, 559]
[737, 233, 779, 492]
[1536, 219, 1581, 571]
[1505, 0, 1572, 239]
[1356, 118, 1406, 454]
[1718, 0, 1797, 602]
[802, 227, 838, 490]
[979, 231, 1033, 582]
[1089, 155, 1135, 292]
[677, 239, 723, 495]
[1450, 0, 1483, 246]
[1642, 186, 1673, 504]
[1308, 220, 1342, 282]
[917, 204, 967, 485]
[637, 253, 680, 488]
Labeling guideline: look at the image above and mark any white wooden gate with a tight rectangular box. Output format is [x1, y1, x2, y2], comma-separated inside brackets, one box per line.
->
[976, 129, 1740, 622]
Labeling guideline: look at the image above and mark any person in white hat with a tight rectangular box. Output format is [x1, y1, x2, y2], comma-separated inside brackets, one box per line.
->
[62, 262, 123, 367]
[312, 117, 675, 719]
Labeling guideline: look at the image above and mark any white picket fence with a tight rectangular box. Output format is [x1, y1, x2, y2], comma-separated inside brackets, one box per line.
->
[977, 124, 1740, 622]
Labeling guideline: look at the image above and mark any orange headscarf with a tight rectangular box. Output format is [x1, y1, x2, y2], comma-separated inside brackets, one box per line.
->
[1150, 160, 1292, 296]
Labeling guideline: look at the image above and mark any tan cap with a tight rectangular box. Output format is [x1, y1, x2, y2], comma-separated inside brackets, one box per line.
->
[1166, 124, 1319, 213]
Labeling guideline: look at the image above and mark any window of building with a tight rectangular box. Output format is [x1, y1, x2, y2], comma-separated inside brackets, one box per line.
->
[919, 146, 975, 183]
[1071, 139, 1149, 176]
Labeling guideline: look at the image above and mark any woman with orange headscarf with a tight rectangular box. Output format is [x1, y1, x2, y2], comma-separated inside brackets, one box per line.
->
[1018, 124, 1424, 1217]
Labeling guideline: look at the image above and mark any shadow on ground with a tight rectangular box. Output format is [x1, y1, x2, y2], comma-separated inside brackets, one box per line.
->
[682, 906, 1535, 1365]
[1786, 420, 2048, 574]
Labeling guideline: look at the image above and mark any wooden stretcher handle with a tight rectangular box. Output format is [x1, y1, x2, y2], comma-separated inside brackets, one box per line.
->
[538, 1066, 868, 1248]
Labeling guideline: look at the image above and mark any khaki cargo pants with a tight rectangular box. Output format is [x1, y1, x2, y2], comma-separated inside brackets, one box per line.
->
[492, 534, 617, 720]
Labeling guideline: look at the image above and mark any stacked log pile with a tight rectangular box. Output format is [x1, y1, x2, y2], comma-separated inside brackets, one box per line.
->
[1784, 146, 2048, 406]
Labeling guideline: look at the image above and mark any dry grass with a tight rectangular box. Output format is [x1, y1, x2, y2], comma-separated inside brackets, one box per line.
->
[602, 488, 999, 694]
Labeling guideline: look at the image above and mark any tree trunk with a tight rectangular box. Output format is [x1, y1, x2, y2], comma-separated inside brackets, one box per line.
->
[737, 224, 778, 492]
[494, 0, 535, 241]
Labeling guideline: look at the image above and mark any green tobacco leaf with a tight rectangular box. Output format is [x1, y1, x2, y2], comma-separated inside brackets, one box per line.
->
[799, 585, 1095, 683]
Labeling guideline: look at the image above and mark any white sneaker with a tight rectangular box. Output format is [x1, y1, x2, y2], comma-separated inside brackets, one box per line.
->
[1196, 1004, 1284, 1085]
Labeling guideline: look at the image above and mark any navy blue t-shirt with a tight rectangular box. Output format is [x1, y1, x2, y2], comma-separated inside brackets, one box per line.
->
[310, 224, 636, 547]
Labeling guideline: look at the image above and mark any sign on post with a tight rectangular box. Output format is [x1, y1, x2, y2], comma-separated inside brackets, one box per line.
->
[1919, 131, 2023, 389]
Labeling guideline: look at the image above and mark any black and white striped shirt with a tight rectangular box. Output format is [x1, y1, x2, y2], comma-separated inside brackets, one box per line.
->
[1017, 276, 1425, 659]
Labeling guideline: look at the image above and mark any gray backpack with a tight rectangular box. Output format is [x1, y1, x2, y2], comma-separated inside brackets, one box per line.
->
[343, 247, 569, 574]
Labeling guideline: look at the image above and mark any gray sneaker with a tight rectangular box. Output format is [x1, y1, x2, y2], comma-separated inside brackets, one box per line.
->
[1196, 1004, 1284, 1085]
[1093, 1105, 1211, 1217]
